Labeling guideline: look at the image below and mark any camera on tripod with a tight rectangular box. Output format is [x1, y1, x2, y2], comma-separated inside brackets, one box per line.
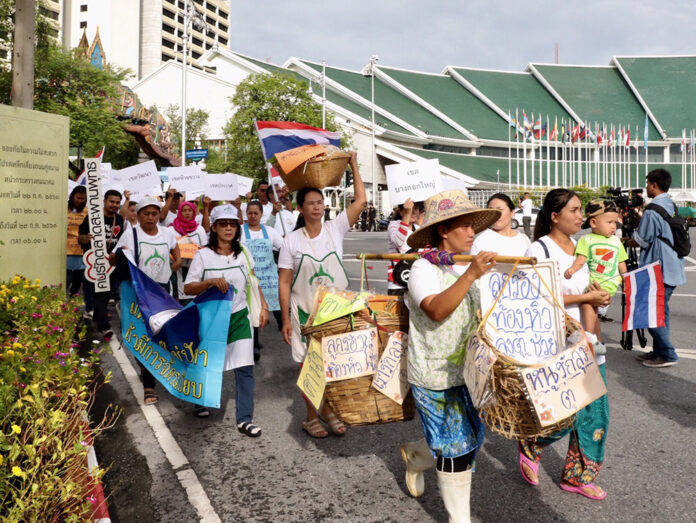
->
[606, 187, 644, 237]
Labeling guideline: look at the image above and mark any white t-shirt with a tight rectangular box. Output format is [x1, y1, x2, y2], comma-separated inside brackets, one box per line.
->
[116, 224, 178, 284]
[240, 224, 284, 251]
[408, 259, 469, 308]
[471, 228, 531, 257]
[278, 211, 351, 272]
[521, 199, 533, 217]
[162, 210, 203, 227]
[273, 209, 299, 236]
[173, 224, 208, 246]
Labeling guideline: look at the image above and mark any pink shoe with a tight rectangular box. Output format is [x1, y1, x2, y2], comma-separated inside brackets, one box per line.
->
[518, 448, 539, 486]
[560, 482, 607, 500]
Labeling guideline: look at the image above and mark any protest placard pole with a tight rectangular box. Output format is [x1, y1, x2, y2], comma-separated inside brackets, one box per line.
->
[356, 253, 537, 265]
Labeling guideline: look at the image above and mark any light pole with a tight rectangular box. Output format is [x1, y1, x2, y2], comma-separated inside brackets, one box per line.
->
[362, 55, 379, 206]
[180, 0, 207, 166]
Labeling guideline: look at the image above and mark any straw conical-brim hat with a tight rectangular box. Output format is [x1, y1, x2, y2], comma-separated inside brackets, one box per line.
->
[407, 190, 501, 249]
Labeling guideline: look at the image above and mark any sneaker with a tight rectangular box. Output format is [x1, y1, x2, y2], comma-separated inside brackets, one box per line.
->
[83, 310, 93, 320]
[101, 329, 115, 341]
[642, 358, 677, 368]
[635, 351, 656, 361]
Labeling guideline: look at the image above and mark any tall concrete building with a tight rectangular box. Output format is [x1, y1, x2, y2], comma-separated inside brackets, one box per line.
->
[60, 0, 231, 82]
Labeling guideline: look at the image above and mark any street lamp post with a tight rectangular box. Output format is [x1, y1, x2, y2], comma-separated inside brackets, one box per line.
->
[362, 55, 379, 206]
[180, 0, 207, 166]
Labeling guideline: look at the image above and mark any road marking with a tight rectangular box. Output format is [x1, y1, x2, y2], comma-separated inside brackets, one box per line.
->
[109, 335, 221, 522]
[684, 256, 696, 265]
[606, 343, 696, 360]
[672, 293, 696, 297]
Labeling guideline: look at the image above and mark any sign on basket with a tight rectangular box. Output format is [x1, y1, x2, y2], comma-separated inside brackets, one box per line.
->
[297, 338, 326, 410]
[463, 332, 498, 409]
[371, 331, 410, 405]
[385, 158, 442, 206]
[322, 328, 379, 382]
[479, 260, 565, 365]
[521, 336, 607, 426]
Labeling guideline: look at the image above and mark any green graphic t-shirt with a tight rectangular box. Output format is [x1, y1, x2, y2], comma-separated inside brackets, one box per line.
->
[575, 233, 628, 295]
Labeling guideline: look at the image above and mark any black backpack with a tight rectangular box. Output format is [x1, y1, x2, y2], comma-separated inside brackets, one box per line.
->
[645, 203, 691, 258]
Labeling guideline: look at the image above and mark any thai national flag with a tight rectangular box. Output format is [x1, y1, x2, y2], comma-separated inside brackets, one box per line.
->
[622, 262, 666, 332]
[75, 146, 106, 185]
[254, 121, 341, 161]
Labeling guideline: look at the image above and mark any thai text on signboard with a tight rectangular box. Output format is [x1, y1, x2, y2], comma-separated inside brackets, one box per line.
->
[322, 328, 379, 382]
[371, 331, 410, 405]
[83, 157, 111, 292]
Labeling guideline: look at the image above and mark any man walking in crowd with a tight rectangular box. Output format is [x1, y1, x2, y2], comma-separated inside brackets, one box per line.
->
[77, 189, 125, 341]
[628, 169, 686, 368]
[520, 192, 533, 238]
[367, 203, 377, 232]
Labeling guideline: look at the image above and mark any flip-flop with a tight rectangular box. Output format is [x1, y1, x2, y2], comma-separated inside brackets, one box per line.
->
[560, 482, 607, 500]
[302, 418, 328, 438]
[143, 388, 158, 406]
[318, 411, 347, 436]
[518, 446, 539, 486]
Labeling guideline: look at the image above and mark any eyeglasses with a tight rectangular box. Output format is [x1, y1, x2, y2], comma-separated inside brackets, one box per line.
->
[215, 220, 238, 228]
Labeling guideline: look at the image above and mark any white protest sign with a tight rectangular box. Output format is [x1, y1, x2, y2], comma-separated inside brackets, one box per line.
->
[114, 160, 160, 195]
[236, 174, 254, 196]
[82, 157, 113, 292]
[371, 331, 410, 405]
[522, 338, 607, 426]
[166, 165, 205, 194]
[479, 259, 565, 365]
[205, 173, 238, 201]
[322, 328, 379, 382]
[100, 162, 112, 177]
[385, 158, 442, 206]
[463, 332, 498, 409]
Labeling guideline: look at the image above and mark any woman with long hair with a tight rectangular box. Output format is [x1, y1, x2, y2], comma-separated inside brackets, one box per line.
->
[471, 193, 530, 256]
[184, 205, 269, 430]
[518, 188, 612, 500]
[278, 152, 366, 438]
[67, 186, 88, 298]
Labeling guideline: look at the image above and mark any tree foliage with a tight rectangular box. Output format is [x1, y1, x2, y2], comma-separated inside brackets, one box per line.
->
[223, 71, 346, 182]
[164, 103, 210, 156]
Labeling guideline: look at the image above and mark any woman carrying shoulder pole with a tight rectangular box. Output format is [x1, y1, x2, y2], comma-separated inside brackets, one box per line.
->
[278, 152, 366, 438]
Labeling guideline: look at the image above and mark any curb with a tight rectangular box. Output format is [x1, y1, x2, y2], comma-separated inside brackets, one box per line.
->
[81, 415, 111, 522]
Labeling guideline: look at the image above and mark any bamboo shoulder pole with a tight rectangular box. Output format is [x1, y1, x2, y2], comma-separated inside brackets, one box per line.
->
[356, 253, 538, 265]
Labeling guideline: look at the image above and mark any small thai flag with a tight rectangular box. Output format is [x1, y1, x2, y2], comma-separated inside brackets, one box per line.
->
[254, 121, 341, 161]
[622, 262, 666, 332]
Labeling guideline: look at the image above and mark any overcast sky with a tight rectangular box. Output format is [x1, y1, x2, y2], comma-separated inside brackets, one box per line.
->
[228, 0, 696, 73]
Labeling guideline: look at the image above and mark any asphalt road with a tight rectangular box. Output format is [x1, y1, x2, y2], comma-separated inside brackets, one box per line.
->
[96, 231, 696, 522]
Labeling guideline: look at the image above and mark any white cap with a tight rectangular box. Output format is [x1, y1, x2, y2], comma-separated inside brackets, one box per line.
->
[136, 196, 162, 213]
[210, 204, 239, 223]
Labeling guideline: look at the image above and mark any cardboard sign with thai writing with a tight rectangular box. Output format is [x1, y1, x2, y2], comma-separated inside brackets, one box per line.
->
[385, 158, 442, 206]
[236, 174, 254, 196]
[522, 339, 607, 426]
[114, 160, 160, 194]
[296, 338, 326, 410]
[312, 291, 368, 326]
[205, 173, 238, 201]
[371, 331, 410, 405]
[178, 241, 200, 260]
[462, 332, 498, 409]
[83, 157, 112, 292]
[479, 260, 565, 365]
[322, 328, 379, 382]
[166, 165, 204, 194]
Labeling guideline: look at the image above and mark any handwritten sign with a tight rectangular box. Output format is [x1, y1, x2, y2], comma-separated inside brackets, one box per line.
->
[322, 328, 379, 382]
[114, 160, 160, 195]
[522, 338, 607, 426]
[385, 158, 442, 206]
[205, 173, 238, 200]
[296, 338, 326, 410]
[479, 260, 565, 365]
[312, 290, 368, 326]
[82, 157, 111, 292]
[177, 241, 200, 260]
[462, 332, 498, 409]
[166, 165, 204, 194]
[371, 331, 410, 404]
[236, 174, 254, 196]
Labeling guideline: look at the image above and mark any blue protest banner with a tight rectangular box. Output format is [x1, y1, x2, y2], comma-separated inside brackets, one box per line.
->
[120, 262, 234, 408]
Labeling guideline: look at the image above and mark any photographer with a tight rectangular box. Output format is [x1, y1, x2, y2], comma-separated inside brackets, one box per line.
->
[625, 169, 686, 368]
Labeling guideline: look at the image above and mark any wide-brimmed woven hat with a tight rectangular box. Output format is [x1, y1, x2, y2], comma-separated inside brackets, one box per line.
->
[407, 190, 501, 249]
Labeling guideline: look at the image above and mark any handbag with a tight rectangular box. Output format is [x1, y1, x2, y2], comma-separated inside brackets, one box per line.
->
[240, 245, 263, 327]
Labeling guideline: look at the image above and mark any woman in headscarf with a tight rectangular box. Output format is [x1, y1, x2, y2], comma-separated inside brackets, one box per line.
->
[170, 201, 208, 303]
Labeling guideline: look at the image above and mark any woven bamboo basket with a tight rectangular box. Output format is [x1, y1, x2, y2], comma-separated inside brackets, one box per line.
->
[478, 314, 583, 440]
[275, 149, 351, 191]
[301, 297, 415, 426]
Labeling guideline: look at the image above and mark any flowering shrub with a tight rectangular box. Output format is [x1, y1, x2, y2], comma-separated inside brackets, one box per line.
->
[0, 275, 115, 521]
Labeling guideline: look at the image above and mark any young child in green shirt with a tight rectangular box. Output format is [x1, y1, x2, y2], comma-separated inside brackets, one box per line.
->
[565, 199, 628, 341]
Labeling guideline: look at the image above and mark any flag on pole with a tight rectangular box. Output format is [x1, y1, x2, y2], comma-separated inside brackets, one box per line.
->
[254, 121, 341, 161]
[76, 146, 106, 185]
[681, 129, 686, 153]
[643, 114, 649, 150]
[624, 128, 631, 148]
[550, 119, 558, 141]
[622, 262, 666, 332]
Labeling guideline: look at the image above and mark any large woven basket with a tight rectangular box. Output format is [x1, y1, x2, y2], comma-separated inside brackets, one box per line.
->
[275, 150, 350, 191]
[478, 314, 583, 440]
[301, 297, 415, 426]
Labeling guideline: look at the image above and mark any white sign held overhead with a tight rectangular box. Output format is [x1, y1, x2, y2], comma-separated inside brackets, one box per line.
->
[205, 173, 239, 201]
[236, 174, 254, 197]
[166, 165, 205, 194]
[114, 160, 160, 194]
[385, 158, 442, 205]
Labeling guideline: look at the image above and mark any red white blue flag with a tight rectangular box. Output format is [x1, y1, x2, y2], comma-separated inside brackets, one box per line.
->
[254, 121, 341, 161]
[622, 262, 666, 332]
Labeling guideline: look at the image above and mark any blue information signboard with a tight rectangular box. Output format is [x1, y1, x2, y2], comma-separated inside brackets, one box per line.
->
[186, 148, 209, 160]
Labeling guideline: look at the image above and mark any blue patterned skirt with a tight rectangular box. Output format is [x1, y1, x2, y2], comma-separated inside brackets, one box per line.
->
[411, 384, 485, 459]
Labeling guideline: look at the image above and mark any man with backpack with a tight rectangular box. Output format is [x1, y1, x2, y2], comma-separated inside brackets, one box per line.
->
[629, 169, 688, 368]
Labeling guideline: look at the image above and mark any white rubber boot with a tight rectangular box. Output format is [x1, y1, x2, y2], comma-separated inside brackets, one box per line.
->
[400, 438, 436, 497]
[436, 469, 472, 523]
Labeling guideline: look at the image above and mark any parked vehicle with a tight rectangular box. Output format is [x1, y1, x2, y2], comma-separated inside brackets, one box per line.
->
[510, 207, 540, 230]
